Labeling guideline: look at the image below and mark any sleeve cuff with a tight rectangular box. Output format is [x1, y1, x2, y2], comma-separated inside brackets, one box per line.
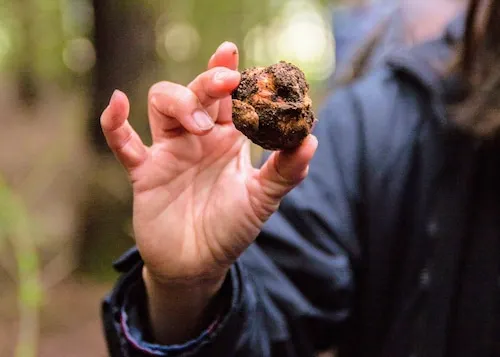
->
[120, 273, 228, 355]
[104, 248, 247, 356]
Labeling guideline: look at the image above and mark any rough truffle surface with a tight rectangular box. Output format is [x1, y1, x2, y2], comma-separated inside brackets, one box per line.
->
[231, 61, 316, 150]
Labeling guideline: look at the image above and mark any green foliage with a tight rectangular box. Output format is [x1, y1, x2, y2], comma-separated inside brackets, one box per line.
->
[0, 0, 93, 81]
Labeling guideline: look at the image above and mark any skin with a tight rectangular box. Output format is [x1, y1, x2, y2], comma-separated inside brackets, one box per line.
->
[402, 0, 466, 43]
[100, 42, 318, 344]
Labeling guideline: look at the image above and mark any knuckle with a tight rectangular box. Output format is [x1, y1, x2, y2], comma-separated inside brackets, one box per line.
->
[197, 71, 221, 101]
[149, 82, 199, 116]
[149, 82, 191, 102]
[273, 156, 295, 186]
[174, 87, 197, 107]
[148, 81, 171, 98]
[200, 68, 218, 85]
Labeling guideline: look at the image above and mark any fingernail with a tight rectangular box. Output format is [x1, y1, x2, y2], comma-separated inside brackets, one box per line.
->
[193, 109, 214, 130]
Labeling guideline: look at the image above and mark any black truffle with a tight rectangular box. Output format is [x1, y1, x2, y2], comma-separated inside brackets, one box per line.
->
[231, 61, 316, 150]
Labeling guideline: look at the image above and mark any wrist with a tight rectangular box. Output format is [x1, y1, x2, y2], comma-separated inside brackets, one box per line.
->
[142, 265, 227, 293]
[142, 266, 227, 345]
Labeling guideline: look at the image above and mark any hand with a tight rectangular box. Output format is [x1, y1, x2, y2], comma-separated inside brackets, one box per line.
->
[100, 42, 318, 287]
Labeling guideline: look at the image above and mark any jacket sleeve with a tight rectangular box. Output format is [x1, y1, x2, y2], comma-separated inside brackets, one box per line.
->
[102, 87, 365, 357]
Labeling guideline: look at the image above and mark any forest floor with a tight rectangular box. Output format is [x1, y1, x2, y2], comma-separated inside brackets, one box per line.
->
[0, 278, 111, 357]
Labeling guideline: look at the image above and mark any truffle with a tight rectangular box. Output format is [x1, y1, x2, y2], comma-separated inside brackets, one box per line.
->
[231, 61, 316, 151]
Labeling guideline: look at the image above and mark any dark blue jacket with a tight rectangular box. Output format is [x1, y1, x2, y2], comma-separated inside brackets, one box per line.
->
[330, 2, 400, 86]
[102, 17, 500, 357]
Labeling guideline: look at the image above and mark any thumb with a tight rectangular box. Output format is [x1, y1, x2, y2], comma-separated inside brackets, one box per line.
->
[256, 135, 318, 212]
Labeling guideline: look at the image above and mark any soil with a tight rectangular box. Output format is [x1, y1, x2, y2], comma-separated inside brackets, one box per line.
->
[0, 278, 112, 357]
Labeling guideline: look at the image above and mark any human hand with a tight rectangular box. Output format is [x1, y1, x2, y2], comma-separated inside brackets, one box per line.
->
[100, 42, 318, 288]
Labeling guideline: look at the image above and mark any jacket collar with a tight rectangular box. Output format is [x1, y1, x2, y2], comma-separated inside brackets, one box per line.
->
[444, 12, 465, 45]
[384, 13, 465, 128]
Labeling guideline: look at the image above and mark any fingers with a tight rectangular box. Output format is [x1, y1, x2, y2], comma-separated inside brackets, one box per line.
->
[257, 135, 318, 204]
[208, 41, 239, 70]
[148, 82, 213, 139]
[101, 90, 148, 171]
[147, 41, 240, 140]
[149, 68, 240, 139]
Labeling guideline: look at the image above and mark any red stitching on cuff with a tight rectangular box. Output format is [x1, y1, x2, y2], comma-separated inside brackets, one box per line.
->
[120, 310, 160, 356]
[207, 315, 221, 334]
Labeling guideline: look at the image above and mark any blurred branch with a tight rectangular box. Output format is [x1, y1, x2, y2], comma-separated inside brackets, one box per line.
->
[0, 177, 43, 357]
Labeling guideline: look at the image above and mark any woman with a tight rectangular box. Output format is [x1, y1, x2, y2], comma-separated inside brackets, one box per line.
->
[100, 1, 500, 356]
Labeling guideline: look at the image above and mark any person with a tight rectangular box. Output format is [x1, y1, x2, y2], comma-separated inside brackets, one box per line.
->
[99, 0, 500, 356]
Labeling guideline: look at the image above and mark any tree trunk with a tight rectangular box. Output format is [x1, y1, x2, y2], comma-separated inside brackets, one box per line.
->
[78, 1, 157, 275]
[16, 0, 38, 107]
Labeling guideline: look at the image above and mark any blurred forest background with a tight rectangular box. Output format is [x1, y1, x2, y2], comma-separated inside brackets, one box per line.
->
[0, 0, 382, 356]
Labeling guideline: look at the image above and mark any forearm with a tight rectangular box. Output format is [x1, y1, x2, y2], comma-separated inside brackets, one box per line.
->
[142, 267, 227, 345]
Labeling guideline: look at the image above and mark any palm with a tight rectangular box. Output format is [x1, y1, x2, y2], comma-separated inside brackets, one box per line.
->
[131, 111, 263, 281]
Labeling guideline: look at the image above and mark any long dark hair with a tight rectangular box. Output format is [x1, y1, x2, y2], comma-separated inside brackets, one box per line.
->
[451, 0, 500, 137]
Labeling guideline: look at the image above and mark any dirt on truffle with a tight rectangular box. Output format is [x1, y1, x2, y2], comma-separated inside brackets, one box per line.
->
[231, 61, 316, 151]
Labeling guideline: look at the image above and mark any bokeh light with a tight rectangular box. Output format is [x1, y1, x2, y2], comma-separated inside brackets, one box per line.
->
[62, 37, 96, 74]
[244, 0, 335, 81]
[158, 20, 201, 62]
